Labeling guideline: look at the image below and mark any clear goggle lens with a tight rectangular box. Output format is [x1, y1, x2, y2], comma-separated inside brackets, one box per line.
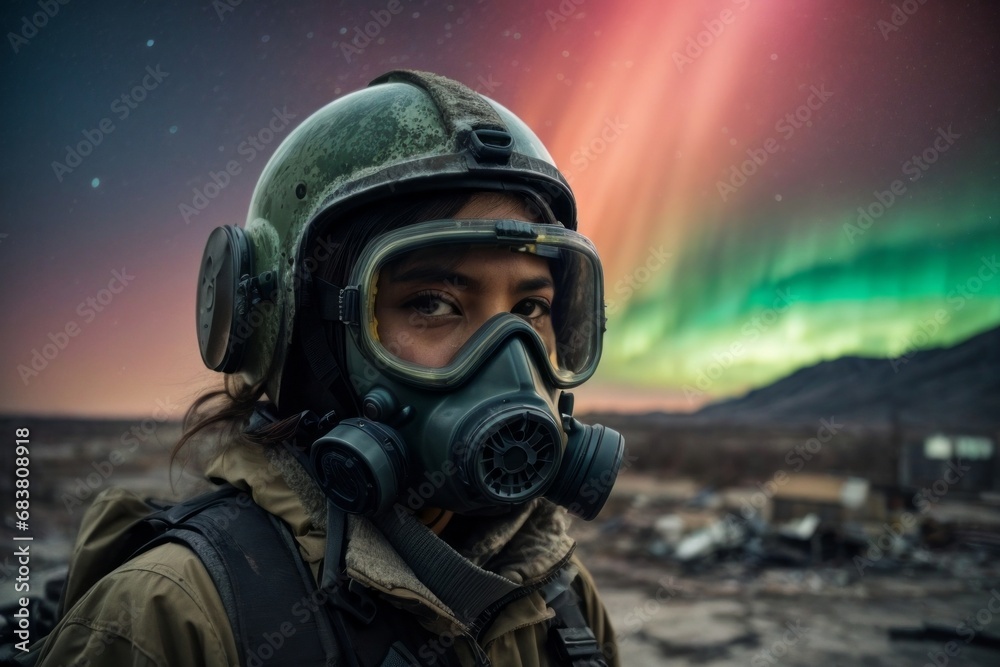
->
[351, 220, 604, 388]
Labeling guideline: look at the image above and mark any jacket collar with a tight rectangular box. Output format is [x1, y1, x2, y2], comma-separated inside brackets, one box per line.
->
[204, 443, 576, 629]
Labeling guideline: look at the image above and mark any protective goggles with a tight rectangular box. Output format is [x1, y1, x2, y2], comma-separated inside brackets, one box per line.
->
[339, 219, 606, 389]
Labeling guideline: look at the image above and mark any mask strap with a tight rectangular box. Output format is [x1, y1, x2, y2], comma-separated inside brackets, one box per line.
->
[296, 276, 357, 413]
[247, 404, 336, 498]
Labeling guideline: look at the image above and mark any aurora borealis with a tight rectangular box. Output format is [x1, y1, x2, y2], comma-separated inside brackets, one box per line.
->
[1, 0, 998, 417]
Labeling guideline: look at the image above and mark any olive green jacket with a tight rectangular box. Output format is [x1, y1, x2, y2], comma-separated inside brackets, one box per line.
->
[32, 445, 619, 666]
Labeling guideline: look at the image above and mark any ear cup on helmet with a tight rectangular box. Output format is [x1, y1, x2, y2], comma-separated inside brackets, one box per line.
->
[197, 226, 253, 372]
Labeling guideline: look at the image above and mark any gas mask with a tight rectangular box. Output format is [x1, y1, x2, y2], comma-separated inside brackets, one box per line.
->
[308, 219, 625, 521]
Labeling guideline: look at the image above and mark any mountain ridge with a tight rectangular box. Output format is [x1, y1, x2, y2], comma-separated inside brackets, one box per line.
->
[690, 325, 1000, 428]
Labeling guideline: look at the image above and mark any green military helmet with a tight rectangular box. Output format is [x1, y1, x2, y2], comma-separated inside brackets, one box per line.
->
[195, 70, 578, 409]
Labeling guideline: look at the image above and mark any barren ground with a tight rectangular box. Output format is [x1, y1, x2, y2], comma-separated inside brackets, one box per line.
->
[3, 420, 999, 666]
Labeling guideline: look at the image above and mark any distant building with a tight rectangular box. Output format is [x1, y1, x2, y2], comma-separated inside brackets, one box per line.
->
[770, 474, 886, 525]
[898, 433, 999, 495]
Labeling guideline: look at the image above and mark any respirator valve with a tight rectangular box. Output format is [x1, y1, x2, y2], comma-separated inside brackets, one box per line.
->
[464, 406, 562, 504]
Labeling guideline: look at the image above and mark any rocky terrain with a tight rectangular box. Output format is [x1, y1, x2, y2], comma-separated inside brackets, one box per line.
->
[3, 328, 999, 663]
[2, 416, 998, 665]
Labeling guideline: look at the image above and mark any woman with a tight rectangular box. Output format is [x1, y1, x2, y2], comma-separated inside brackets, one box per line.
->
[33, 70, 624, 666]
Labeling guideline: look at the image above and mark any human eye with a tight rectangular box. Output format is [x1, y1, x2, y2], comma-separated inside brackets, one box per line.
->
[512, 297, 551, 321]
[405, 290, 460, 317]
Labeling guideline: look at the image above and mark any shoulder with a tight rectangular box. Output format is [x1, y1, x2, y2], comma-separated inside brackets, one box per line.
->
[569, 555, 621, 666]
[111, 541, 232, 615]
[36, 543, 238, 667]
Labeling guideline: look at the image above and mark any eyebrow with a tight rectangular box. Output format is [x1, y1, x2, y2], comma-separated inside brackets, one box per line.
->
[516, 276, 554, 292]
[388, 265, 554, 293]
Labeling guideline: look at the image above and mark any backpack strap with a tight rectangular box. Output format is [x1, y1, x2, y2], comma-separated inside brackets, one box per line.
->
[541, 565, 609, 667]
[320, 500, 458, 667]
[134, 485, 340, 666]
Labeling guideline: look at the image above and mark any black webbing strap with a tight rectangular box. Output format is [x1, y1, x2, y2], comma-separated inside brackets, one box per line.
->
[321, 500, 346, 593]
[370, 508, 520, 633]
[298, 281, 345, 391]
[322, 503, 432, 667]
[541, 566, 608, 667]
[321, 500, 364, 667]
[135, 486, 338, 666]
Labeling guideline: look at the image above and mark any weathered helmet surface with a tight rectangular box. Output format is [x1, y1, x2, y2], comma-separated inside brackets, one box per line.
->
[234, 70, 577, 404]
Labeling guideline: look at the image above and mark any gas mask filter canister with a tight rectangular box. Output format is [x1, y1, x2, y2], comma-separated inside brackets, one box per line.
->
[308, 219, 625, 520]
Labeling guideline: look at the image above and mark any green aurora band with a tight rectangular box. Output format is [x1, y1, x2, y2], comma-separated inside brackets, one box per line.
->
[599, 182, 1000, 401]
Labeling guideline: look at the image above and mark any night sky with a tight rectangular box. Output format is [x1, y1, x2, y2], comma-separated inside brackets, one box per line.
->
[1, 0, 998, 417]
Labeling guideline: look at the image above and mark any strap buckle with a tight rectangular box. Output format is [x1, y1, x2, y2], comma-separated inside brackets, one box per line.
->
[330, 577, 378, 625]
[315, 279, 360, 324]
[553, 626, 602, 661]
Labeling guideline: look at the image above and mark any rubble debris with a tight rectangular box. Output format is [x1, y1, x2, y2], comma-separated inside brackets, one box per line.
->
[674, 518, 747, 562]
[777, 513, 820, 541]
[584, 472, 1000, 575]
